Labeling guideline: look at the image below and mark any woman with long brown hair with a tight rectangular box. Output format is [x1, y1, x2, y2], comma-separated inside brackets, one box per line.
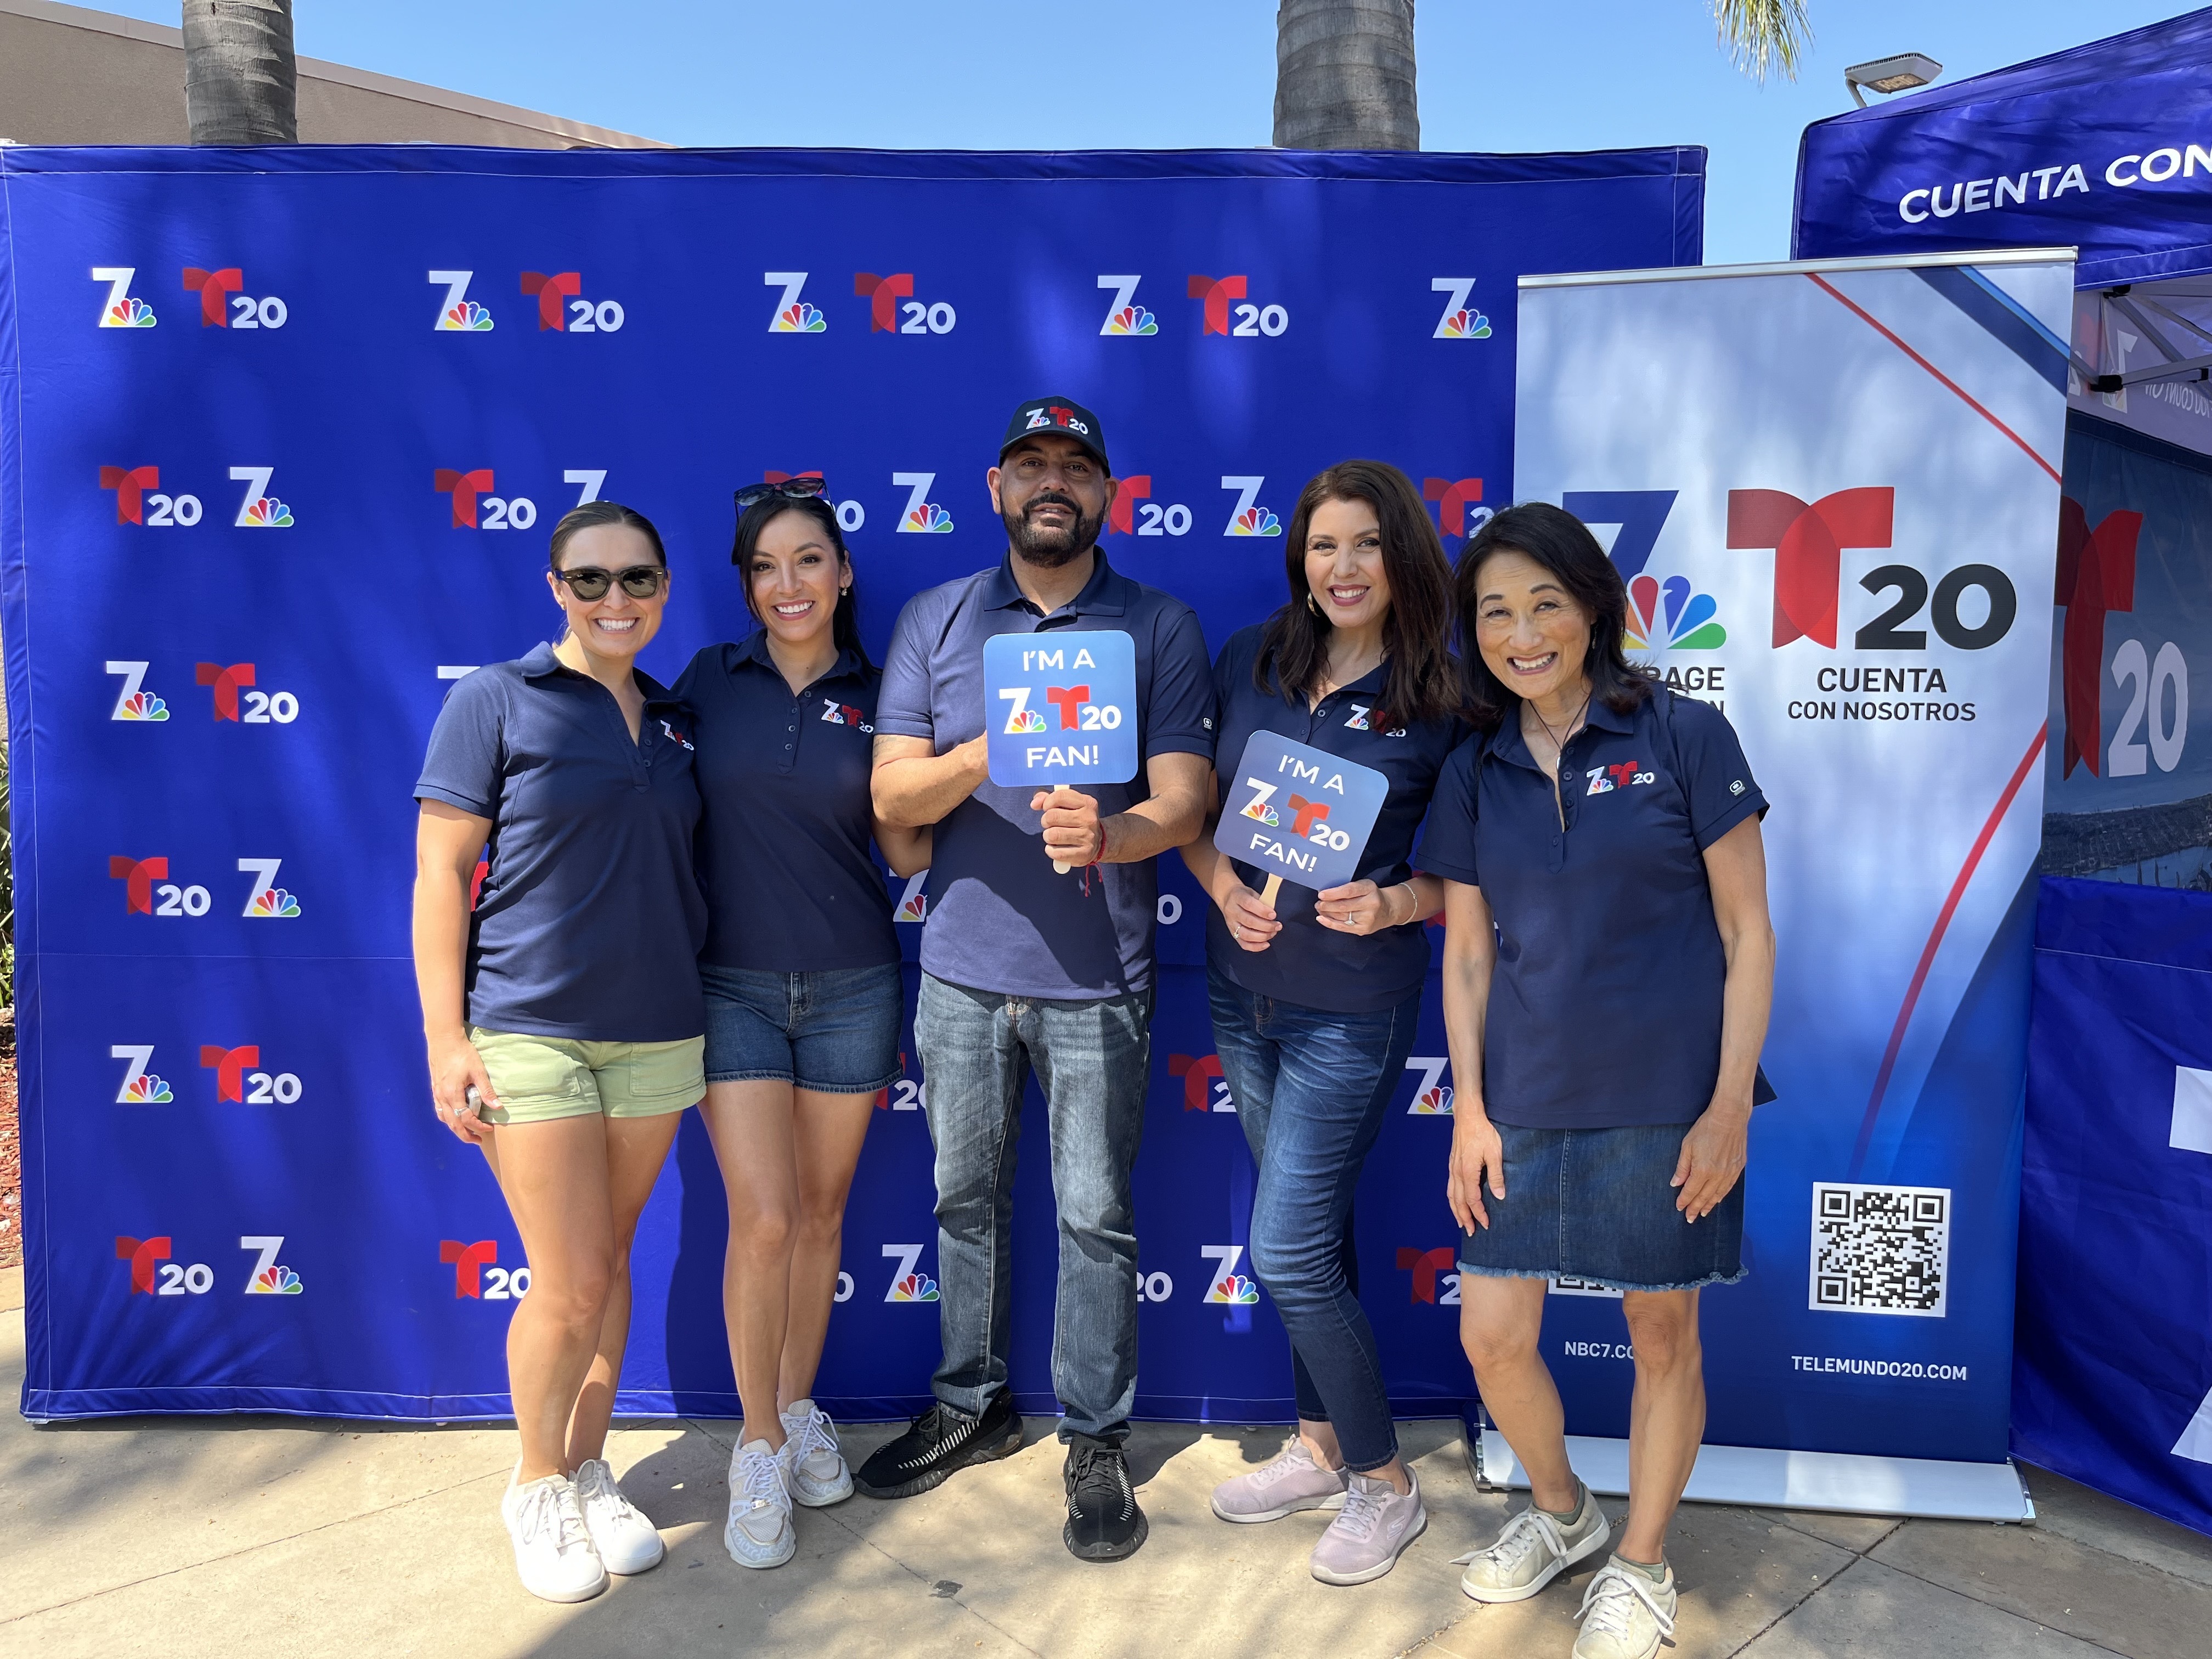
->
[1180, 460, 1463, 1585]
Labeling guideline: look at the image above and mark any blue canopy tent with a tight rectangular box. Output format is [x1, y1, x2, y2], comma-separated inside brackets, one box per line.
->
[1796, 12, 2212, 1537]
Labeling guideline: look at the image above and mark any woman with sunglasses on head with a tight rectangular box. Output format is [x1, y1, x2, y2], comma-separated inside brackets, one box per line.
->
[674, 477, 930, 1571]
[413, 501, 705, 1605]
[1179, 461, 1464, 1585]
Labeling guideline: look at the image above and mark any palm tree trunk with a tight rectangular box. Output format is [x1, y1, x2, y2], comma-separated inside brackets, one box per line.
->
[183, 0, 298, 144]
[1274, 0, 1419, 151]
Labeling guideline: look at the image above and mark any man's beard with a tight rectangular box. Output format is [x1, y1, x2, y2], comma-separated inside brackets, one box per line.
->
[1004, 492, 1105, 568]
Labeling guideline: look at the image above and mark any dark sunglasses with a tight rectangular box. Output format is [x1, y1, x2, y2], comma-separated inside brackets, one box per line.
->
[734, 477, 830, 510]
[554, 565, 667, 601]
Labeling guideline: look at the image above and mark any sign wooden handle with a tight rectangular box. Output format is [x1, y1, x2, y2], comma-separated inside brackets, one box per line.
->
[1052, 858, 1073, 874]
[1260, 873, 1283, 907]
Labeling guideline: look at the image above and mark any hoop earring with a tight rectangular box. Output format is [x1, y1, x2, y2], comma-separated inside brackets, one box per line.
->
[1307, 591, 1324, 618]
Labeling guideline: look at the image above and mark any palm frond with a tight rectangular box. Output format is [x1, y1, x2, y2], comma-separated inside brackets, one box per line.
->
[1711, 0, 1812, 83]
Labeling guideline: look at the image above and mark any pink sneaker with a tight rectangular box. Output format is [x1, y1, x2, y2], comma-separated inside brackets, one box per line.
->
[1210, 1436, 1351, 1523]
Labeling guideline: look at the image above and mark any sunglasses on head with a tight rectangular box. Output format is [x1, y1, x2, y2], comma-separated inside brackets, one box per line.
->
[553, 565, 667, 602]
[734, 477, 830, 510]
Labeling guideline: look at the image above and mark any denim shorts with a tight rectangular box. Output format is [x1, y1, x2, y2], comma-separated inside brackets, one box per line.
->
[1458, 1120, 1746, 1293]
[701, 962, 904, 1094]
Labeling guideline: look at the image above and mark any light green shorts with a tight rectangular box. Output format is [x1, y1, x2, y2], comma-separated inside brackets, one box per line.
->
[469, 1026, 706, 1125]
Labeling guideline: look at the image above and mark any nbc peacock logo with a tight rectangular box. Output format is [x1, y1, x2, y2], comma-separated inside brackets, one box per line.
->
[1404, 1057, 1454, 1115]
[429, 272, 494, 331]
[114, 1046, 174, 1104]
[94, 268, 156, 328]
[242, 498, 294, 528]
[882, 1244, 940, 1302]
[1624, 574, 1726, 652]
[115, 685, 170, 723]
[1437, 309, 1492, 339]
[1229, 507, 1281, 537]
[906, 503, 953, 533]
[774, 301, 825, 332]
[250, 1265, 304, 1295]
[1202, 1244, 1262, 1304]
[1105, 304, 1157, 336]
[893, 871, 929, 923]
[1005, 706, 1047, 735]
[1430, 279, 1492, 340]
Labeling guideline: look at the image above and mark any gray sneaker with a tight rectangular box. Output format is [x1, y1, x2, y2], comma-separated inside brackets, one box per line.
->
[1211, 1436, 1351, 1523]
[1573, 1559, 1678, 1659]
[1309, 1470, 1428, 1585]
[1453, 1482, 1610, 1602]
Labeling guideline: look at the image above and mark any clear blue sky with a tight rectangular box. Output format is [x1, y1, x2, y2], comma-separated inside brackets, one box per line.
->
[101, 1, 2194, 262]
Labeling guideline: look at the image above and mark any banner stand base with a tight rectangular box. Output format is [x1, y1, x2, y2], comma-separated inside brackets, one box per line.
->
[1464, 1419, 2035, 1523]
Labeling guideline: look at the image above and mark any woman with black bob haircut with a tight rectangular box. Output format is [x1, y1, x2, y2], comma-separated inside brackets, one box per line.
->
[414, 499, 704, 1602]
[674, 478, 929, 1572]
[1182, 461, 1463, 1586]
[1417, 502, 1775, 1658]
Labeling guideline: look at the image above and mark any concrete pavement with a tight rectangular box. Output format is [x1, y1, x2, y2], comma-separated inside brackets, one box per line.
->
[3, 1265, 2208, 1658]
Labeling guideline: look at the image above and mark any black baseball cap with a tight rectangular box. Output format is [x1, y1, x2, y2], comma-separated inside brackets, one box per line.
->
[998, 396, 1111, 475]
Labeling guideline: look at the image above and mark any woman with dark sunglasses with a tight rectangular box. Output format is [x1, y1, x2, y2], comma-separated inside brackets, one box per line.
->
[413, 500, 706, 1604]
[674, 478, 929, 1570]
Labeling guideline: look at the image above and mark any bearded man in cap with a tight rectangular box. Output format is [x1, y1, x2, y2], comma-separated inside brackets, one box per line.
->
[860, 397, 1214, 1561]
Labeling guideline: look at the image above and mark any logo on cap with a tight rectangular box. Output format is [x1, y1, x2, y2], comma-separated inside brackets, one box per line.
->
[1024, 404, 1091, 437]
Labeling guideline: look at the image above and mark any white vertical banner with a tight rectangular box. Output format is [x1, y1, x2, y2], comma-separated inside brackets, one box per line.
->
[1506, 251, 2073, 1514]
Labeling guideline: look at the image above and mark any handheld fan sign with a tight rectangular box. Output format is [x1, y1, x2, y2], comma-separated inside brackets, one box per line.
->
[983, 629, 1139, 872]
[1214, 730, 1390, 907]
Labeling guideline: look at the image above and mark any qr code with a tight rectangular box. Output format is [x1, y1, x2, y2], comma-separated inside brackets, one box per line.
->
[1809, 1183, 1950, 1317]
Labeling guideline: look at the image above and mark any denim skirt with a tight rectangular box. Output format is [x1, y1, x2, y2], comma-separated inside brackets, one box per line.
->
[1457, 1120, 1746, 1293]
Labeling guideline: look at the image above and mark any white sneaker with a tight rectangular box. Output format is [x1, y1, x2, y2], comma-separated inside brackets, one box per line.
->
[1452, 1482, 1610, 1602]
[571, 1457, 665, 1575]
[500, 1468, 608, 1604]
[725, 1438, 795, 1569]
[1573, 1558, 1678, 1659]
[780, 1398, 854, 1507]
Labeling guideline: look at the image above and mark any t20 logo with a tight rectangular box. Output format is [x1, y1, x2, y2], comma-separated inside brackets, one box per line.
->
[428, 270, 494, 332]
[442, 1239, 529, 1299]
[100, 465, 199, 526]
[1097, 275, 1158, 336]
[1169, 1052, 1234, 1113]
[109, 856, 206, 917]
[183, 266, 287, 329]
[1188, 275, 1288, 337]
[434, 469, 537, 530]
[198, 663, 299, 725]
[1397, 1245, 1461, 1303]
[1108, 476, 1193, 538]
[855, 272, 956, 335]
[521, 271, 625, 332]
[1423, 477, 1488, 539]
[117, 1234, 214, 1295]
[201, 1043, 302, 1104]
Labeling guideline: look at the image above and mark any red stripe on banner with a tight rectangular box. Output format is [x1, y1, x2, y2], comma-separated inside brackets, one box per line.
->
[1849, 724, 2047, 1177]
[1805, 273, 2063, 485]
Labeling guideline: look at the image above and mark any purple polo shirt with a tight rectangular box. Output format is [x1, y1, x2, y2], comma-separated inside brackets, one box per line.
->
[876, 552, 1215, 1000]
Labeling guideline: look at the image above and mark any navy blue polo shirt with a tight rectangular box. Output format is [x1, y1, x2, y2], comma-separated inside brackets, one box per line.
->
[1207, 625, 1464, 1014]
[1415, 688, 1767, 1129]
[415, 643, 707, 1042]
[675, 633, 898, 973]
[876, 551, 1215, 1000]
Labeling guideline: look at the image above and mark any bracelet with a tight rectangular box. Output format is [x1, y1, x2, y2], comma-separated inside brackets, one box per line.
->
[1392, 883, 1413, 926]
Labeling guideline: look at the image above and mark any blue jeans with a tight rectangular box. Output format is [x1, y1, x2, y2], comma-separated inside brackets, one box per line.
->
[1208, 964, 1420, 1473]
[914, 972, 1152, 1444]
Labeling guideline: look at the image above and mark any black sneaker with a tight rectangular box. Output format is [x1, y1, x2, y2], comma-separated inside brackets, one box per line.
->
[853, 1393, 1024, 1499]
[1063, 1436, 1148, 1561]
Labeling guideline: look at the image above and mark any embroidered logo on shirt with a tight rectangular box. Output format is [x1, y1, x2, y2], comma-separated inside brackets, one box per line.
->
[1345, 704, 1372, 731]
[1584, 761, 1655, 795]
[657, 718, 694, 751]
[1730, 779, 1746, 795]
[821, 697, 874, 734]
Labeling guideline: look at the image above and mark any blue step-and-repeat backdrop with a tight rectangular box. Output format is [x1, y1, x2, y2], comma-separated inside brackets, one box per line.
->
[0, 143, 1704, 1423]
